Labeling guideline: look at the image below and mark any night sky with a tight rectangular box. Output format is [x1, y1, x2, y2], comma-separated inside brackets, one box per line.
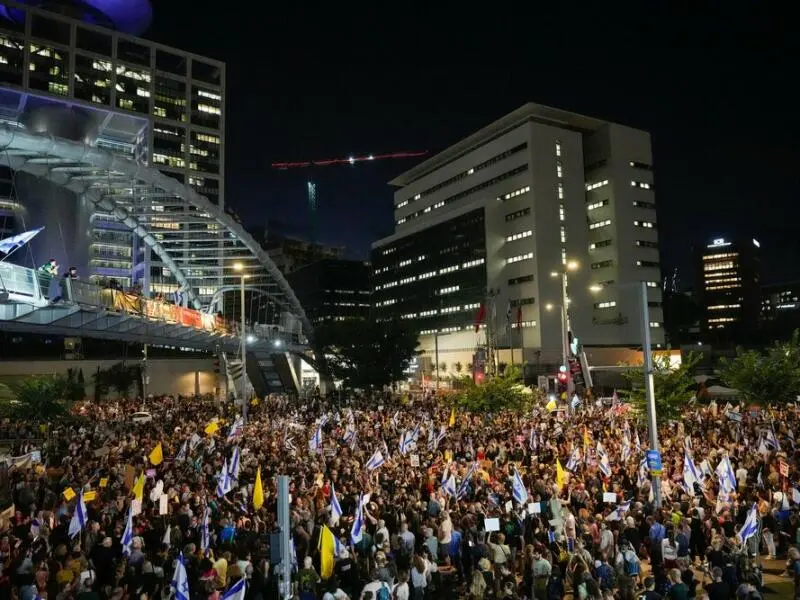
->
[146, 3, 797, 288]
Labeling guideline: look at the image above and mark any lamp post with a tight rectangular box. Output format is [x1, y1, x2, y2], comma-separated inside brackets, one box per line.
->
[233, 262, 248, 419]
[549, 261, 579, 398]
[590, 280, 661, 507]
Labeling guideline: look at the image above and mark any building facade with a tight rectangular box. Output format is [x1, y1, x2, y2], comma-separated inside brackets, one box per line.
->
[0, 0, 225, 299]
[372, 103, 664, 372]
[695, 236, 761, 337]
[762, 281, 800, 319]
[287, 258, 371, 325]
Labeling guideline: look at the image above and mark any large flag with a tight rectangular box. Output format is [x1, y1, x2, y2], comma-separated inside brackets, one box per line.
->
[204, 420, 219, 436]
[555, 458, 566, 491]
[69, 491, 88, 538]
[715, 454, 737, 493]
[448, 407, 456, 427]
[200, 508, 210, 555]
[456, 461, 478, 499]
[221, 578, 246, 600]
[737, 503, 759, 544]
[683, 451, 702, 496]
[132, 472, 145, 501]
[442, 474, 457, 497]
[227, 417, 245, 442]
[175, 441, 188, 463]
[319, 525, 337, 579]
[0, 227, 43, 255]
[309, 425, 323, 453]
[350, 494, 364, 545]
[365, 449, 385, 471]
[121, 504, 134, 556]
[329, 482, 343, 524]
[512, 469, 528, 505]
[149, 443, 164, 466]
[565, 447, 581, 471]
[228, 447, 241, 482]
[252, 467, 264, 510]
[216, 458, 232, 497]
[170, 553, 190, 600]
[606, 499, 632, 522]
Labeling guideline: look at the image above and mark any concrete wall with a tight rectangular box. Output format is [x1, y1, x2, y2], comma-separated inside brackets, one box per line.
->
[0, 358, 222, 398]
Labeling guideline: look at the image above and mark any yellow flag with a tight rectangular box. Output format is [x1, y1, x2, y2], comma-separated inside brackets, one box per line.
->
[448, 407, 456, 427]
[546, 398, 557, 412]
[583, 427, 591, 449]
[132, 472, 145, 501]
[62, 487, 76, 501]
[149, 442, 163, 466]
[204, 420, 219, 436]
[319, 525, 336, 579]
[252, 467, 264, 510]
[555, 458, 566, 491]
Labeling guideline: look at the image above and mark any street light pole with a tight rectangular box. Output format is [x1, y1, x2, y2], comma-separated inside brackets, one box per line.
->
[639, 280, 662, 508]
[234, 263, 248, 421]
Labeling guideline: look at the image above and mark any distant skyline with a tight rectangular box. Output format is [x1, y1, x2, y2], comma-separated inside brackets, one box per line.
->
[145, 2, 797, 285]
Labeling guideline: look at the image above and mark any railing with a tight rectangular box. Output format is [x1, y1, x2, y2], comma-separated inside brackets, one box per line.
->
[0, 262, 44, 301]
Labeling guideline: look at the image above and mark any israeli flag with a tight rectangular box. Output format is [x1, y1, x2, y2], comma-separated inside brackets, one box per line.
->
[392, 410, 400, 429]
[570, 394, 581, 410]
[399, 430, 413, 455]
[200, 508, 210, 555]
[529, 429, 537, 451]
[228, 447, 241, 482]
[765, 427, 781, 451]
[442, 473, 457, 497]
[365, 449, 385, 471]
[221, 578, 246, 600]
[284, 432, 296, 452]
[512, 469, 529, 505]
[175, 440, 188, 463]
[342, 424, 356, 446]
[456, 461, 478, 499]
[637, 457, 649, 488]
[227, 417, 245, 442]
[683, 451, 702, 495]
[737, 503, 759, 544]
[634, 430, 641, 450]
[216, 458, 232, 497]
[309, 425, 323, 453]
[350, 494, 364, 545]
[0, 226, 43, 255]
[121, 504, 134, 556]
[715, 454, 737, 493]
[606, 499, 632, 522]
[599, 455, 612, 478]
[289, 537, 298, 571]
[330, 482, 343, 523]
[170, 553, 190, 600]
[68, 491, 88, 538]
[566, 448, 581, 471]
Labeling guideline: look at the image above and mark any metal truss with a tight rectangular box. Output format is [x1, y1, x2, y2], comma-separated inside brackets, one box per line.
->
[0, 123, 314, 338]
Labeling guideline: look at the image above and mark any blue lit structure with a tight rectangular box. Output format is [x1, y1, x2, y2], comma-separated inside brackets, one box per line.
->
[0, 0, 152, 36]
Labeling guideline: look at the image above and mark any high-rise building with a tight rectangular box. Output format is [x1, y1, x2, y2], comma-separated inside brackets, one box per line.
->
[0, 0, 224, 299]
[695, 236, 761, 337]
[287, 258, 371, 325]
[762, 281, 800, 319]
[371, 103, 664, 371]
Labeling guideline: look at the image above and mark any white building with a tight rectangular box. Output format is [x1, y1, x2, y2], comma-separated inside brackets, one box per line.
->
[371, 103, 664, 375]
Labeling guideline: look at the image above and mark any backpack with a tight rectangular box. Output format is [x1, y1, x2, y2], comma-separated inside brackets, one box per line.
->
[377, 582, 391, 600]
[623, 550, 640, 576]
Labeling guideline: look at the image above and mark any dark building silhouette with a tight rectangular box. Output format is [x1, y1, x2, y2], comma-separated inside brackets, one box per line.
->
[286, 258, 371, 325]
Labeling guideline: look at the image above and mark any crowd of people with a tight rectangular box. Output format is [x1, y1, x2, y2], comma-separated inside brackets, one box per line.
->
[1, 391, 799, 600]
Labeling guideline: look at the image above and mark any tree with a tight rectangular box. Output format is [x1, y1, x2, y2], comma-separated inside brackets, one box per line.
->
[438, 362, 447, 376]
[94, 362, 139, 398]
[64, 368, 85, 403]
[718, 330, 800, 405]
[314, 318, 420, 390]
[453, 365, 543, 413]
[0, 375, 74, 420]
[454, 362, 463, 375]
[621, 351, 702, 421]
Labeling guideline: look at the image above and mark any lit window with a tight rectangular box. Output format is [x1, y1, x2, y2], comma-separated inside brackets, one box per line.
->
[586, 180, 609, 191]
[464, 303, 480, 311]
[590, 239, 612, 250]
[708, 304, 741, 310]
[636, 260, 660, 268]
[587, 200, 608, 211]
[556, 141, 562, 156]
[397, 218, 406, 225]
[399, 259, 412, 267]
[595, 301, 617, 309]
[399, 276, 416, 285]
[649, 322, 662, 328]
[467, 168, 474, 175]
[560, 226, 566, 243]
[397, 200, 409, 208]
[439, 265, 460, 275]
[500, 186, 531, 201]
[462, 258, 485, 269]
[439, 285, 460, 295]
[198, 104, 222, 115]
[511, 320, 537, 329]
[136, 87, 150, 98]
[556, 161, 563, 178]
[633, 220, 656, 229]
[507, 252, 533, 264]
[558, 182, 564, 199]
[559, 204, 565, 222]
[589, 219, 612, 230]
[418, 270, 437, 280]
[198, 89, 222, 101]
[631, 181, 653, 190]
[417, 255, 426, 261]
[506, 230, 532, 243]
[645, 281, 658, 288]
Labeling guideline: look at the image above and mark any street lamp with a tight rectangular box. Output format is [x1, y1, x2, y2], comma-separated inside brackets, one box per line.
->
[233, 262, 248, 418]
[590, 280, 662, 507]
[549, 261, 579, 398]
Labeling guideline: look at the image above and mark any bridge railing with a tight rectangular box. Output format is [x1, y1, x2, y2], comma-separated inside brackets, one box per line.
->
[0, 262, 45, 301]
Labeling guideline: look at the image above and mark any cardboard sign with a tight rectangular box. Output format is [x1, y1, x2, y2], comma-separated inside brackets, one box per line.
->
[603, 492, 618, 503]
[410, 454, 420, 468]
[131, 498, 142, 516]
[62, 487, 76, 501]
[484, 517, 500, 532]
[159, 494, 168, 515]
[99, 477, 109, 488]
[780, 460, 790, 477]
[83, 491, 97, 502]
[528, 502, 541, 514]
[504, 500, 513, 514]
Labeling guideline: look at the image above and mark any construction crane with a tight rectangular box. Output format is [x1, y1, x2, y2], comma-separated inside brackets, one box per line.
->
[271, 150, 428, 246]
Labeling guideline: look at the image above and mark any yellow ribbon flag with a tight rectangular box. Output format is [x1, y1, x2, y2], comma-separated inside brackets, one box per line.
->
[545, 398, 557, 412]
[252, 467, 264, 510]
[555, 458, 566, 491]
[132, 472, 145, 501]
[448, 407, 456, 427]
[204, 420, 219, 436]
[319, 525, 336, 579]
[583, 427, 591, 449]
[149, 442, 163, 466]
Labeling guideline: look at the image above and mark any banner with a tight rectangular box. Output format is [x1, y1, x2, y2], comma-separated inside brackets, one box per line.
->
[3, 450, 42, 468]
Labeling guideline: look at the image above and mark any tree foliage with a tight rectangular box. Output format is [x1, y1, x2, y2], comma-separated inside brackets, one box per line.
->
[452, 365, 543, 413]
[93, 362, 140, 398]
[718, 330, 800, 405]
[0, 375, 77, 420]
[621, 351, 702, 421]
[314, 318, 420, 390]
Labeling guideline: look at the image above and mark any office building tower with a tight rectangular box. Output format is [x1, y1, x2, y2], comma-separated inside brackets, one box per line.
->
[287, 258, 371, 325]
[695, 236, 761, 337]
[0, 0, 224, 299]
[371, 103, 664, 371]
[762, 281, 800, 319]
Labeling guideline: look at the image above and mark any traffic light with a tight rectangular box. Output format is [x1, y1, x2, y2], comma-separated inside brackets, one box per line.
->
[557, 370, 568, 398]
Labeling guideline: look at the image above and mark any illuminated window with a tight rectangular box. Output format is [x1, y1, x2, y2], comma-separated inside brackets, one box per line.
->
[556, 161, 563, 178]
[560, 226, 567, 243]
[589, 219, 612, 230]
[631, 181, 653, 190]
[587, 200, 609, 211]
[439, 265, 459, 274]
[508, 253, 533, 264]
[558, 182, 564, 199]
[462, 258, 485, 269]
[555, 141, 562, 156]
[511, 320, 537, 329]
[439, 285, 460, 295]
[636, 260, 660, 268]
[500, 186, 531, 201]
[506, 230, 532, 242]
[590, 239, 612, 250]
[399, 259, 412, 267]
[594, 301, 617, 309]
[634, 220, 656, 229]
[559, 204, 565, 222]
[586, 180, 609, 191]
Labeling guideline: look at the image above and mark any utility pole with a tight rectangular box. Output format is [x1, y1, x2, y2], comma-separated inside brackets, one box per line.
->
[639, 281, 662, 508]
[277, 475, 292, 598]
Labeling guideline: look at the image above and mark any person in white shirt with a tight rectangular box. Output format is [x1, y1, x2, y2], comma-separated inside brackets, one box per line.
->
[437, 511, 452, 550]
[393, 571, 411, 600]
[360, 570, 390, 600]
[410, 554, 429, 598]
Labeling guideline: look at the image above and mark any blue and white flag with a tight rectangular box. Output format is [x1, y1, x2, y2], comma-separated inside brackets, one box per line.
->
[227, 417, 245, 442]
[309, 425, 323, 453]
[365, 449, 385, 471]
[429, 426, 446, 452]
[570, 394, 581, 410]
[221, 578, 246, 600]
[175, 440, 188, 463]
[606, 499, 632, 522]
[599, 455, 612, 478]
[0, 227, 43, 255]
[683, 451, 702, 496]
[637, 457, 649, 488]
[170, 553, 190, 600]
[456, 461, 478, 499]
[442, 473, 457, 497]
[289, 537, 298, 571]
[566, 448, 581, 472]
[216, 458, 232, 497]
[200, 508, 210, 555]
[228, 447, 241, 482]
[715, 454, 737, 494]
[121, 504, 134, 556]
[68, 491, 88, 538]
[529, 429, 538, 451]
[512, 469, 529, 505]
[330, 482, 343, 523]
[737, 503, 759, 544]
[621, 433, 632, 463]
[350, 494, 364, 545]
[765, 427, 781, 451]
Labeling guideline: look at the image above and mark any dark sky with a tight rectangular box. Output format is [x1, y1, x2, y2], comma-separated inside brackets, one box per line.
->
[146, 4, 798, 287]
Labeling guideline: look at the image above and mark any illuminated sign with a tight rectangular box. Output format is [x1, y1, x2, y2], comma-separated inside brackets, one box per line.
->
[753, 238, 760, 248]
[708, 238, 731, 248]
